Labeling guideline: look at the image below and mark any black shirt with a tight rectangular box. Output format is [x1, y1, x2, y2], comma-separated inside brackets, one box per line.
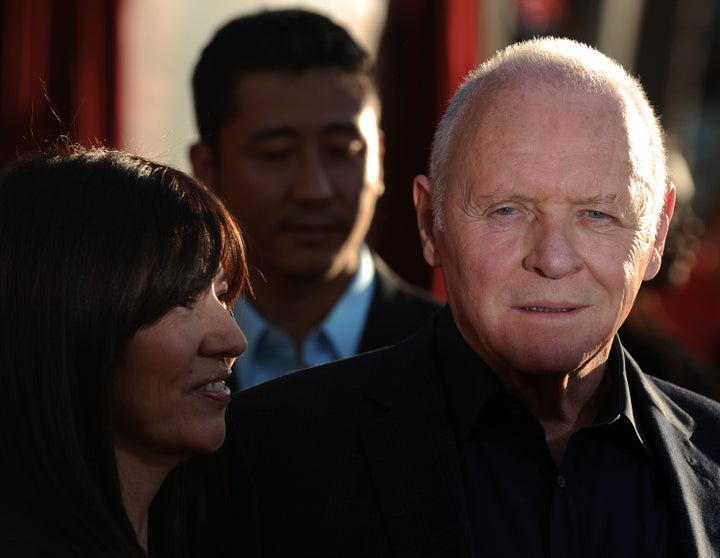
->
[434, 307, 673, 557]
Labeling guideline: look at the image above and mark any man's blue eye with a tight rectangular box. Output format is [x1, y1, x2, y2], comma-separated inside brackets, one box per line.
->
[496, 207, 516, 215]
[587, 210, 608, 219]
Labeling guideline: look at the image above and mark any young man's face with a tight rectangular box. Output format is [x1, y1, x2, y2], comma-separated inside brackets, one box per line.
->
[193, 68, 384, 285]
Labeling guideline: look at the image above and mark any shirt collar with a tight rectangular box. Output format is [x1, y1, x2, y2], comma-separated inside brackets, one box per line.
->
[436, 307, 648, 452]
[321, 244, 375, 360]
[434, 306, 503, 442]
[232, 244, 376, 378]
[600, 339, 649, 449]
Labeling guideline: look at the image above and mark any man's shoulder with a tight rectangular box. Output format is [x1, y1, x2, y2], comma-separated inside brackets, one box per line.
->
[237, 325, 426, 392]
[372, 255, 441, 310]
[361, 256, 441, 352]
[652, 373, 720, 410]
[645, 374, 720, 417]
[642, 374, 720, 458]
[229, 319, 437, 421]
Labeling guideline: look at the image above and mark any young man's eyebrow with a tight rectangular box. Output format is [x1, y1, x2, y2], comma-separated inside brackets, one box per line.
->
[323, 122, 362, 135]
[250, 127, 299, 141]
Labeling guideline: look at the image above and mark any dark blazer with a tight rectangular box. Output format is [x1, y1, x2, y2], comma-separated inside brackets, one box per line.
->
[359, 255, 441, 352]
[224, 310, 720, 558]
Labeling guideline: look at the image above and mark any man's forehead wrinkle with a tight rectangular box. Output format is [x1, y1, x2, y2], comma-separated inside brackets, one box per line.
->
[454, 126, 635, 195]
[459, 125, 630, 175]
[450, 139, 635, 198]
[466, 141, 630, 163]
[464, 188, 625, 206]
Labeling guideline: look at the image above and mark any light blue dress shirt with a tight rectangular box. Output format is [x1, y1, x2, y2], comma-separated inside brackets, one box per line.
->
[232, 245, 376, 389]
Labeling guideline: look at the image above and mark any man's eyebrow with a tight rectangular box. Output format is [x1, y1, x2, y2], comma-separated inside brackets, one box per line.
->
[250, 127, 299, 141]
[468, 191, 535, 204]
[467, 192, 628, 206]
[575, 194, 623, 204]
[250, 123, 361, 141]
[571, 193, 624, 206]
[323, 122, 361, 136]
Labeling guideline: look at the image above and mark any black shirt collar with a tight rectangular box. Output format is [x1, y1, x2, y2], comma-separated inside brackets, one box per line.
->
[434, 306, 648, 452]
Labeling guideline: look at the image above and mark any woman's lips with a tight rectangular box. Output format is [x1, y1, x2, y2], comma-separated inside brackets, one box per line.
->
[193, 370, 232, 402]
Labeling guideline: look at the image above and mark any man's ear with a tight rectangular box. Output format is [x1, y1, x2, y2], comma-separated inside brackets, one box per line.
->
[413, 174, 441, 268]
[189, 142, 216, 188]
[376, 129, 386, 197]
[644, 182, 677, 281]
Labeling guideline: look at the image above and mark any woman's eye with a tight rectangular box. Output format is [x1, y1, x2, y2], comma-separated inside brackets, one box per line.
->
[215, 282, 231, 309]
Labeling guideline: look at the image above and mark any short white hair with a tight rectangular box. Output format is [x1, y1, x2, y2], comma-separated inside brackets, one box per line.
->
[429, 36, 668, 233]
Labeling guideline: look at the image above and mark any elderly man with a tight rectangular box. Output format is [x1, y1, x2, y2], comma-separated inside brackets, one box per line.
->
[223, 37, 720, 557]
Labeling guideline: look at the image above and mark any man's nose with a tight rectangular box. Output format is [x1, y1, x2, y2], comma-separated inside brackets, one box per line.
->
[522, 220, 584, 279]
[290, 150, 333, 202]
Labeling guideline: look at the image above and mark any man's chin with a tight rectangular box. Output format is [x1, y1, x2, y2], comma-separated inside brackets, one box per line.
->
[275, 261, 345, 284]
[503, 342, 610, 378]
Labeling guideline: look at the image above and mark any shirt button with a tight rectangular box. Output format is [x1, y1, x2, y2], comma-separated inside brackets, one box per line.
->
[556, 475, 566, 488]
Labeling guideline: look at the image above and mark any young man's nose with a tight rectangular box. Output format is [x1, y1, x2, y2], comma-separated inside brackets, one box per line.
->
[290, 151, 333, 202]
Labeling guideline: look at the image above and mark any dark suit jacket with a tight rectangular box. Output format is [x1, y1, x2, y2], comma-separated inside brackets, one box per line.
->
[359, 255, 441, 352]
[224, 310, 720, 557]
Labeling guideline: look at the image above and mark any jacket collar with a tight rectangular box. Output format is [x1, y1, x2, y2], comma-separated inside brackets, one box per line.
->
[358, 319, 720, 558]
[624, 348, 720, 557]
[357, 315, 475, 557]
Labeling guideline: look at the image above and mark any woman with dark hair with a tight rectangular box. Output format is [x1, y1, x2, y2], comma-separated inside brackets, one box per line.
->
[0, 146, 249, 557]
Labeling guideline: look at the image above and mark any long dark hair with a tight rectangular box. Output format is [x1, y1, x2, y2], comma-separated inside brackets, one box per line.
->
[0, 145, 249, 557]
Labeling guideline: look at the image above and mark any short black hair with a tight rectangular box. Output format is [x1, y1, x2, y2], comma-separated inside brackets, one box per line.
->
[192, 9, 377, 150]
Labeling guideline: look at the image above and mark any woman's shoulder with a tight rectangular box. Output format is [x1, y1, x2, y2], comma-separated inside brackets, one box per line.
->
[0, 514, 84, 558]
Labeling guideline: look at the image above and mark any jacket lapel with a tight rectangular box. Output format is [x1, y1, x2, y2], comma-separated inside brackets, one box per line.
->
[629, 366, 720, 557]
[354, 325, 720, 557]
[357, 323, 475, 558]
